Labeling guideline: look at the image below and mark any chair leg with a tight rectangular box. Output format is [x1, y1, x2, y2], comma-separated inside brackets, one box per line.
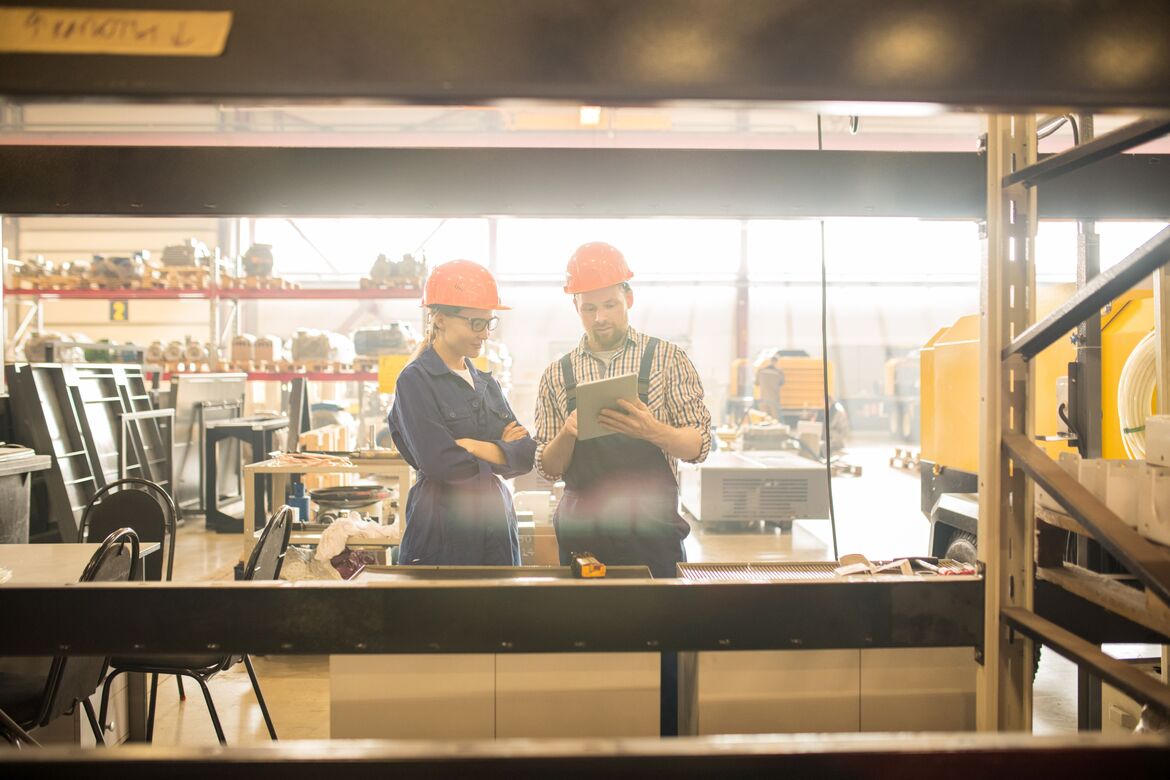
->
[0, 706, 40, 748]
[145, 673, 159, 743]
[192, 675, 227, 745]
[98, 668, 126, 734]
[243, 655, 278, 740]
[176, 675, 187, 701]
[83, 699, 106, 746]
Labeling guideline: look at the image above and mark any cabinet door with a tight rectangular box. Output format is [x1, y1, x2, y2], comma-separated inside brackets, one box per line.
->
[329, 654, 494, 739]
[495, 653, 659, 738]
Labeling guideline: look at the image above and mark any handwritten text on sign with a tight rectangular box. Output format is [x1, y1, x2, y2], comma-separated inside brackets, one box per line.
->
[0, 7, 232, 56]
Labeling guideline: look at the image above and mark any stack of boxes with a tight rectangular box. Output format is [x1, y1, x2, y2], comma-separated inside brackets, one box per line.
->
[1038, 417, 1170, 546]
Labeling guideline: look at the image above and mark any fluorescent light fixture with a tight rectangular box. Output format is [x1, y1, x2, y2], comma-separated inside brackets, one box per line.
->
[579, 105, 602, 126]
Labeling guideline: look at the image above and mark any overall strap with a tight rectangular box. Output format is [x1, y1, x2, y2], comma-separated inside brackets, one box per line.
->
[561, 352, 579, 413]
[637, 337, 660, 403]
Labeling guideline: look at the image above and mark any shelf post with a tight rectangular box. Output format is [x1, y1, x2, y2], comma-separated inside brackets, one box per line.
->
[978, 114, 1037, 731]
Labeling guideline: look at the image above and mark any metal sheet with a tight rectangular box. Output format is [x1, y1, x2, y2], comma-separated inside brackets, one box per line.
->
[678, 562, 840, 581]
[0, 733, 1167, 777]
[1, 1, 1169, 108]
[1, 146, 1169, 219]
[0, 578, 983, 656]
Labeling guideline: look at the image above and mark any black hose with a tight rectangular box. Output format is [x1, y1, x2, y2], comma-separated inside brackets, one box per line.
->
[816, 114, 840, 561]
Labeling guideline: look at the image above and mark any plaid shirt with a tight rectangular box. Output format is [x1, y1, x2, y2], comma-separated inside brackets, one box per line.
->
[534, 326, 712, 483]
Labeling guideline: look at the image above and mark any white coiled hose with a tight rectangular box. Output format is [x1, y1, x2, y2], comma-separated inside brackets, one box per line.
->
[1118, 329, 1157, 459]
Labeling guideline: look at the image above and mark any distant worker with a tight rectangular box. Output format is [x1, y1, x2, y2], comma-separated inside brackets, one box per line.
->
[827, 396, 850, 454]
[387, 260, 535, 565]
[755, 352, 786, 420]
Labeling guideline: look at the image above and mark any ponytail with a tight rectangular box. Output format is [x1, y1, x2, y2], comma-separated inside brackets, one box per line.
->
[408, 304, 460, 363]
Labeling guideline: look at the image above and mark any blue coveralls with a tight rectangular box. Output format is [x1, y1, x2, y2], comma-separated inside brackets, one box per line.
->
[387, 346, 536, 565]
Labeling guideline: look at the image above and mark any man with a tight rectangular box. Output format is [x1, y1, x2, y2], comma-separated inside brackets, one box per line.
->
[535, 241, 712, 579]
[535, 242, 711, 737]
[755, 352, 786, 420]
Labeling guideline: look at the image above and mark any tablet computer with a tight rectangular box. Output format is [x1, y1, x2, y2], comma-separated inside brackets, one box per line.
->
[575, 372, 638, 441]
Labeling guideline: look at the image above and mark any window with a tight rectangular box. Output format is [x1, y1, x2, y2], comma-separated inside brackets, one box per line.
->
[252, 218, 489, 278]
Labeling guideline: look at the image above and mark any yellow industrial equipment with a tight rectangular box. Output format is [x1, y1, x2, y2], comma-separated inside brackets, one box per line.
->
[730, 351, 837, 415]
[377, 354, 411, 394]
[918, 285, 1155, 558]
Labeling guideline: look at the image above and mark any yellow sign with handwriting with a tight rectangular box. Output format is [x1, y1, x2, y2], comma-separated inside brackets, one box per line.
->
[0, 7, 232, 56]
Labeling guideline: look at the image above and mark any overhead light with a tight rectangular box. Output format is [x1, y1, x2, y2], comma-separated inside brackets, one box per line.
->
[579, 106, 602, 126]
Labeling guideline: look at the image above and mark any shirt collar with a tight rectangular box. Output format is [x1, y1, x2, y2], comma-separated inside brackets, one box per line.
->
[417, 345, 491, 379]
[576, 325, 640, 356]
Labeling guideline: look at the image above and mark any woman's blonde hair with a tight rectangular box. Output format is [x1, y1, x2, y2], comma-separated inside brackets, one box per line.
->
[408, 304, 461, 362]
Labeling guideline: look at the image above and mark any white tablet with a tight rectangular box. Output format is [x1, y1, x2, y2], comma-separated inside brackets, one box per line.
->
[575, 372, 638, 441]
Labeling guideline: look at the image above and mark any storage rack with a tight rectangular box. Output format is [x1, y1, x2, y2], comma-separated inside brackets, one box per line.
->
[4, 285, 421, 370]
[981, 117, 1170, 729]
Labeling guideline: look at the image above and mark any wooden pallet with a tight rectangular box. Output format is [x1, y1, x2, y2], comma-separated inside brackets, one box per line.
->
[354, 358, 380, 374]
[832, 463, 863, 478]
[228, 360, 286, 373]
[157, 361, 215, 375]
[295, 360, 359, 373]
[889, 448, 920, 470]
[89, 276, 156, 290]
[223, 275, 299, 290]
[12, 274, 87, 290]
[360, 276, 424, 289]
[152, 266, 221, 290]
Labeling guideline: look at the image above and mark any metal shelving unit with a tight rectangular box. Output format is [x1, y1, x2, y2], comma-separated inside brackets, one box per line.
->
[2, 286, 422, 300]
[981, 116, 1170, 729]
[3, 284, 421, 367]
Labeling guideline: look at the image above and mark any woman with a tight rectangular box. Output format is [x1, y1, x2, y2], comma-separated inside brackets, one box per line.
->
[388, 260, 535, 565]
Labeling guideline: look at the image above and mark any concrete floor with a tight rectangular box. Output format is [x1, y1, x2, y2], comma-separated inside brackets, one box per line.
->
[136, 433, 1089, 746]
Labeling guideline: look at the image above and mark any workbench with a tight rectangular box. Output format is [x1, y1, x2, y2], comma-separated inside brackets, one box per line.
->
[242, 455, 413, 558]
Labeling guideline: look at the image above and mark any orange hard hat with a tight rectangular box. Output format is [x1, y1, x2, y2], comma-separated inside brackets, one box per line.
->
[563, 242, 634, 294]
[422, 260, 510, 310]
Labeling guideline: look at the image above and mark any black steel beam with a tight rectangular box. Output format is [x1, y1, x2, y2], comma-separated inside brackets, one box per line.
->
[0, 578, 982, 656]
[1003, 432, 1170, 607]
[2, 1, 1170, 109]
[1003, 118, 1170, 188]
[1004, 226, 1170, 361]
[1004, 606, 1170, 715]
[2, 146, 1170, 219]
[2, 734, 1169, 778]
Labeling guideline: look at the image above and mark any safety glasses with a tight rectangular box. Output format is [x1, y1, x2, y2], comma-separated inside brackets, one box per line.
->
[449, 313, 500, 333]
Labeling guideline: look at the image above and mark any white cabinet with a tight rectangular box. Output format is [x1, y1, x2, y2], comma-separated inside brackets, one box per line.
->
[681, 648, 976, 735]
[330, 653, 659, 739]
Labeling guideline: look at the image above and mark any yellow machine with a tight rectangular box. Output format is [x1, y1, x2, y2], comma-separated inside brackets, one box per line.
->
[918, 286, 1155, 558]
[730, 351, 837, 416]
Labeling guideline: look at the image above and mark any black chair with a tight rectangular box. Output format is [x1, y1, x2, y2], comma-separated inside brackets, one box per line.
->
[78, 478, 176, 586]
[78, 478, 187, 706]
[0, 528, 140, 747]
[99, 506, 292, 745]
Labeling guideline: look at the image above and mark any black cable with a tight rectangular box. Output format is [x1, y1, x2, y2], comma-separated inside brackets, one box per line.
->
[1036, 114, 1080, 145]
[1036, 116, 1067, 141]
[816, 114, 840, 561]
[1057, 402, 1079, 440]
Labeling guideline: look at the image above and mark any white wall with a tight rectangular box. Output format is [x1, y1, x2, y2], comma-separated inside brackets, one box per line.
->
[7, 217, 224, 348]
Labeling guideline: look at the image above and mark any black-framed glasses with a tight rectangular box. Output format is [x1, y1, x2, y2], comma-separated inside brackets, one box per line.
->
[449, 314, 499, 333]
